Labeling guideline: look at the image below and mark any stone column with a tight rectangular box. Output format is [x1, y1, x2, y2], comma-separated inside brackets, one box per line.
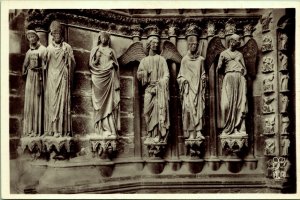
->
[131, 25, 143, 162]
[167, 25, 181, 170]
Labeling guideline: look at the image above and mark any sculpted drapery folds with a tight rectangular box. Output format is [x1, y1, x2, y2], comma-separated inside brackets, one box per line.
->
[177, 36, 206, 140]
[44, 21, 76, 137]
[137, 36, 170, 143]
[22, 30, 47, 137]
[89, 31, 120, 138]
[217, 34, 248, 136]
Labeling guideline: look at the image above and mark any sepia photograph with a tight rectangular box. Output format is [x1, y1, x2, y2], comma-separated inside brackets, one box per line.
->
[1, 1, 299, 199]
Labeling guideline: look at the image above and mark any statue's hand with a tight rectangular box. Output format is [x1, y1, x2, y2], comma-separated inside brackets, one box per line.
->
[151, 87, 156, 95]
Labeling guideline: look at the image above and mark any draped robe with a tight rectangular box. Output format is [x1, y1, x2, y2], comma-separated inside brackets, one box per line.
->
[89, 45, 120, 137]
[137, 54, 170, 143]
[22, 43, 47, 136]
[177, 52, 206, 138]
[44, 41, 75, 136]
[217, 49, 248, 135]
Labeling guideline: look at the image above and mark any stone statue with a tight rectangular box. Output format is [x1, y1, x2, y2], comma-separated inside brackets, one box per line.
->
[279, 33, 288, 51]
[281, 137, 290, 156]
[44, 21, 76, 137]
[262, 96, 275, 114]
[22, 30, 47, 137]
[279, 53, 288, 71]
[264, 117, 275, 135]
[177, 35, 206, 140]
[89, 31, 120, 138]
[281, 116, 290, 135]
[264, 138, 276, 155]
[263, 74, 274, 93]
[280, 74, 289, 91]
[281, 95, 289, 113]
[137, 36, 170, 143]
[217, 34, 247, 136]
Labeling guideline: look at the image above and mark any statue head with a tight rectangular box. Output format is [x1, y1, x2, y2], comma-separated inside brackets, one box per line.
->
[50, 21, 63, 44]
[187, 35, 198, 54]
[26, 30, 39, 45]
[98, 31, 111, 46]
[228, 34, 241, 49]
[146, 36, 159, 54]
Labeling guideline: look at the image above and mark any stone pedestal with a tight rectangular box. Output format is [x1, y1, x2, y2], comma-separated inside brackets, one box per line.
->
[185, 138, 204, 158]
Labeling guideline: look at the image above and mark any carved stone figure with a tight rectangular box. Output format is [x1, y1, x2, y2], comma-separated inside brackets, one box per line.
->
[262, 56, 274, 73]
[263, 74, 274, 93]
[262, 35, 273, 52]
[264, 138, 276, 156]
[177, 35, 206, 140]
[281, 95, 289, 113]
[22, 30, 47, 137]
[262, 96, 275, 114]
[279, 33, 288, 51]
[261, 11, 272, 32]
[217, 34, 247, 136]
[44, 21, 76, 137]
[281, 137, 290, 156]
[279, 53, 288, 71]
[280, 74, 289, 92]
[89, 31, 120, 138]
[264, 117, 275, 135]
[137, 36, 170, 144]
[281, 116, 290, 135]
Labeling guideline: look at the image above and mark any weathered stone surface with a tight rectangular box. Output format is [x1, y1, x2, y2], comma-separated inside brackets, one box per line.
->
[120, 98, 133, 113]
[120, 117, 134, 135]
[10, 74, 25, 96]
[68, 27, 97, 51]
[71, 96, 93, 115]
[72, 115, 94, 136]
[10, 138, 20, 159]
[110, 35, 133, 58]
[72, 72, 92, 96]
[10, 117, 23, 137]
[9, 53, 25, 73]
[10, 96, 24, 116]
[253, 96, 262, 116]
[116, 135, 134, 158]
[73, 49, 90, 72]
[120, 77, 133, 98]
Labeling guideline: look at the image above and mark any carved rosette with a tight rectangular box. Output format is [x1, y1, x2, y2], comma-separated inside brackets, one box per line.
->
[220, 134, 248, 155]
[185, 138, 204, 158]
[88, 134, 117, 160]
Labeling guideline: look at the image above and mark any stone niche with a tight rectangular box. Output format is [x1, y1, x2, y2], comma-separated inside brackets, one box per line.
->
[9, 8, 296, 194]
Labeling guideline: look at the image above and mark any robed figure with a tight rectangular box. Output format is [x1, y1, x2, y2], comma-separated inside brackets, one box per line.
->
[44, 21, 76, 137]
[22, 30, 47, 136]
[137, 36, 170, 143]
[177, 36, 206, 139]
[217, 34, 247, 136]
[89, 32, 120, 138]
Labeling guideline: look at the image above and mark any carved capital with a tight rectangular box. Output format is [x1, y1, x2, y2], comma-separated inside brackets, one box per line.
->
[145, 25, 160, 38]
[168, 25, 179, 37]
[207, 21, 216, 37]
[185, 23, 200, 37]
[243, 24, 255, 37]
[225, 18, 236, 36]
[131, 25, 142, 37]
[88, 134, 117, 160]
